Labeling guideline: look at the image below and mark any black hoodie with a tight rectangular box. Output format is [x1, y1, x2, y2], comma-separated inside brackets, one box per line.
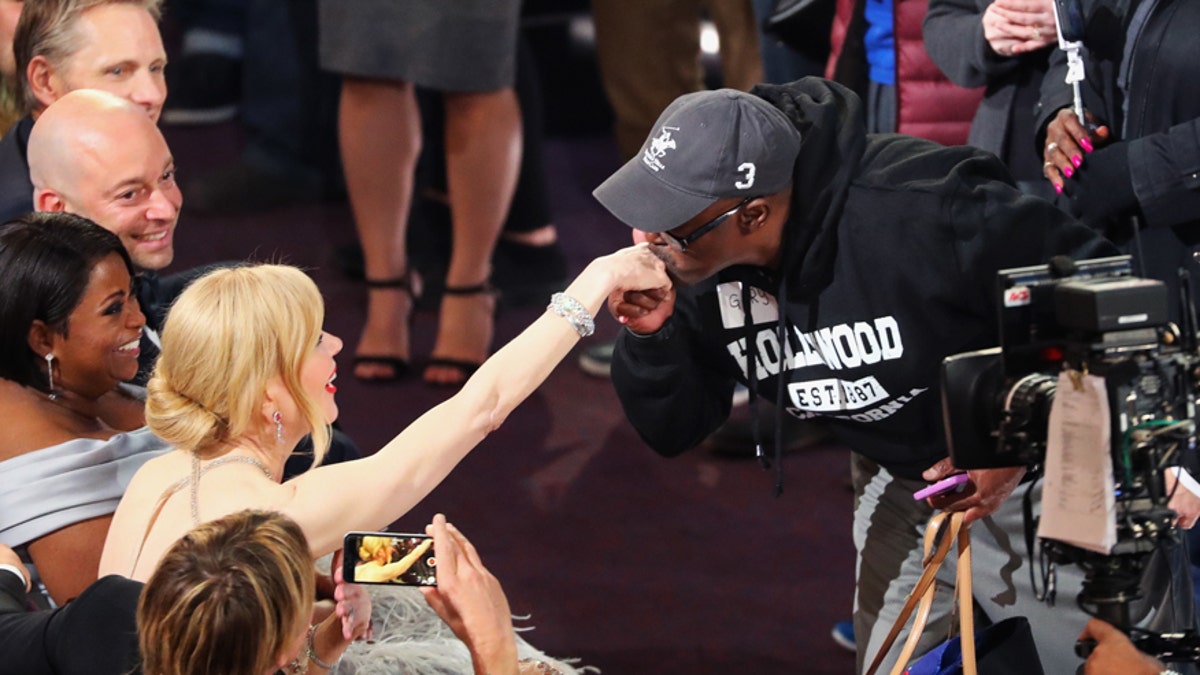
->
[611, 78, 1115, 480]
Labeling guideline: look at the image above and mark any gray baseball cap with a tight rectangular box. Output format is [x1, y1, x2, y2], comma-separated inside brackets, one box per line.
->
[593, 88, 802, 233]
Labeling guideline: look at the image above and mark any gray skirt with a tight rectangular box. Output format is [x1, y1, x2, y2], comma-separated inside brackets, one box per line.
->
[318, 0, 521, 92]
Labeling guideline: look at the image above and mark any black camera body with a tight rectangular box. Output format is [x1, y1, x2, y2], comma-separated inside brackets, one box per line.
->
[943, 256, 1196, 479]
[940, 256, 1200, 652]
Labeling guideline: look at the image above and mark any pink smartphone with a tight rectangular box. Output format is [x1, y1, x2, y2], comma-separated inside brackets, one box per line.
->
[912, 473, 970, 501]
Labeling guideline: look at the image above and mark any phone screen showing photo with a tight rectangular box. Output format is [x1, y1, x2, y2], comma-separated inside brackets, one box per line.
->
[343, 532, 437, 586]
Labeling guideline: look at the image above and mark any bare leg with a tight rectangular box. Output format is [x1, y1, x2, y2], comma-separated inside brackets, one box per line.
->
[501, 224, 557, 246]
[424, 87, 522, 385]
[339, 78, 421, 380]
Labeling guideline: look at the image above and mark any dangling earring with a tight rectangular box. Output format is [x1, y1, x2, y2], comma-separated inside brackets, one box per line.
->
[44, 353, 57, 400]
[273, 410, 284, 445]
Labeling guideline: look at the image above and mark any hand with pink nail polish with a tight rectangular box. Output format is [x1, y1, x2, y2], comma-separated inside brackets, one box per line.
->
[1042, 108, 1111, 192]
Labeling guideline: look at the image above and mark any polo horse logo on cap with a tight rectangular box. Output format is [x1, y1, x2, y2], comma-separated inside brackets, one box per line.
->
[642, 126, 679, 173]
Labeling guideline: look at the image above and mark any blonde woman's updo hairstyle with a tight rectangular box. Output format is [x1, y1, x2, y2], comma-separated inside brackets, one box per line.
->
[146, 265, 331, 463]
[137, 509, 315, 675]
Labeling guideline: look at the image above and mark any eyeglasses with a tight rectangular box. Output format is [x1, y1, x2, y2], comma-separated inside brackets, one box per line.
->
[659, 197, 753, 252]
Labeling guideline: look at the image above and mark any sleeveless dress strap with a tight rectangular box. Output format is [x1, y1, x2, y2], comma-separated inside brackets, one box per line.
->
[126, 454, 274, 577]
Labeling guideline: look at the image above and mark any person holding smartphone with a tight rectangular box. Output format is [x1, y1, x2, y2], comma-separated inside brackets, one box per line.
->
[0, 511, 372, 675]
[1, 511, 537, 675]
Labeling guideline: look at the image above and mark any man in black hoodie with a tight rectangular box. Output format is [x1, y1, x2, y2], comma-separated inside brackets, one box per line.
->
[594, 77, 1184, 673]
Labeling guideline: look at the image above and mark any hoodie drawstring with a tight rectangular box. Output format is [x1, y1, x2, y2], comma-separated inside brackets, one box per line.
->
[772, 282, 789, 497]
[743, 279, 789, 497]
[743, 282, 766, 471]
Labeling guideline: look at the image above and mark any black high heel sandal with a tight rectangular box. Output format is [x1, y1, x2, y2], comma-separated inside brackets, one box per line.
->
[423, 282, 495, 387]
[353, 273, 421, 383]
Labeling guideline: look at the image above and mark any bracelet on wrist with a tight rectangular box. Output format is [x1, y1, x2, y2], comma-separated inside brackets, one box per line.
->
[305, 623, 338, 671]
[547, 292, 595, 337]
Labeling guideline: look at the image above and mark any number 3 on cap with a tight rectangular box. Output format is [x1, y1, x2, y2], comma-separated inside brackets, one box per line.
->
[735, 162, 756, 190]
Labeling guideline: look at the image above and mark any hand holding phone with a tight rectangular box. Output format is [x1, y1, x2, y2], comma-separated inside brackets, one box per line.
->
[343, 531, 437, 586]
[913, 473, 970, 501]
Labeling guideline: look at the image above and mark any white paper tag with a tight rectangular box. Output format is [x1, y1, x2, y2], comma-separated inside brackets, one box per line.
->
[1037, 371, 1117, 553]
[716, 281, 779, 329]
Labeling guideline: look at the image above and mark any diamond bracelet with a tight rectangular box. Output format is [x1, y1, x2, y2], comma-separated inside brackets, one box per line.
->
[547, 292, 595, 338]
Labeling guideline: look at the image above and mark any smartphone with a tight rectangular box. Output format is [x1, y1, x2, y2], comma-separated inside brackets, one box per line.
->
[342, 531, 437, 586]
[912, 473, 970, 501]
[1052, 0, 1086, 42]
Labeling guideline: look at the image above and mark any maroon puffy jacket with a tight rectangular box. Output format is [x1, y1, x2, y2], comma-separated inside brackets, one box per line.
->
[826, 0, 983, 146]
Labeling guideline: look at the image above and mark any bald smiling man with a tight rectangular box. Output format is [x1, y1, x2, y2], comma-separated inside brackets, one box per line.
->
[29, 89, 179, 273]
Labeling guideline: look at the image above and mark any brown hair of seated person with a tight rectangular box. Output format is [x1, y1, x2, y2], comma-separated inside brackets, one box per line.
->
[137, 509, 315, 675]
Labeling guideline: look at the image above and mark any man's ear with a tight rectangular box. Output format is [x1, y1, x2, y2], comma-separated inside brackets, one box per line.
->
[739, 198, 771, 233]
[27, 319, 57, 359]
[34, 188, 67, 213]
[26, 55, 62, 112]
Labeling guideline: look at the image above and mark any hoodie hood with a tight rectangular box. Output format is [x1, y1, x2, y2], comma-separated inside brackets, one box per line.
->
[734, 79, 867, 495]
[749, 78, 867, 301]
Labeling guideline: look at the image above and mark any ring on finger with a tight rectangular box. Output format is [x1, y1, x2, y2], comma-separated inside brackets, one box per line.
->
[1045, 141, 1059, 154]
[1032, 27, 1041, 40]
[1044, 161, 1054, 171]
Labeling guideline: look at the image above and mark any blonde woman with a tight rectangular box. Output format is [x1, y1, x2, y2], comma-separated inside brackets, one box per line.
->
[98, 245, 666, 572]
[101, 248, 665, 672]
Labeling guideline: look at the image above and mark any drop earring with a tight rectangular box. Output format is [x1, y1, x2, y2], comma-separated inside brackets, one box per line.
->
[45, 353, 57, 400]
[273, 410, 284, 445]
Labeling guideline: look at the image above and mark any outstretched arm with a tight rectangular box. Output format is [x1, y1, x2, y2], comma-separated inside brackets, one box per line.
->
[282, 245, 671, 556]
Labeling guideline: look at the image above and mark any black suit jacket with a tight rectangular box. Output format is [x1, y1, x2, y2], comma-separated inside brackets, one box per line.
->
[0, 573, 142, 675]
[0, 115, 34, 224]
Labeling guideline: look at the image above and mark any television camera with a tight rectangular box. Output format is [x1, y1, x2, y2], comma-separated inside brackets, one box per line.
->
[941, 255, 1200, 661]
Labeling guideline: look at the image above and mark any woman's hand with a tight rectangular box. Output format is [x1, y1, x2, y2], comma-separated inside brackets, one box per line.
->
[1044, 108, 1112, 193]
[332, 549, 373, 641]
[983, 0, 1057, 56]
[420, 514, 519, 675]
[594, 243, 674, 335]
[596, 243, 671, 295]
